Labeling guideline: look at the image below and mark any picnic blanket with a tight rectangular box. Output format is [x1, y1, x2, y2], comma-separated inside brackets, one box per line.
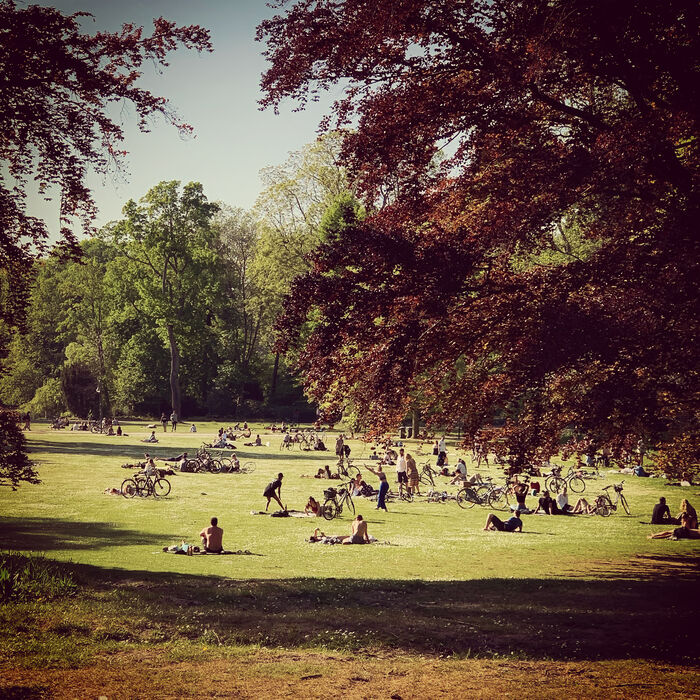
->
[162, 548, 262, 556]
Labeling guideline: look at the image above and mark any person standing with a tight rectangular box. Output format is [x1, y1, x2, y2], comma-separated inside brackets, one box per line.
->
[160, 412, 168, 432]
[335, 434, 345, 459]
[263, 473, 285, 511]
[396, 448, 408, 497]
[367, 463, 389, 511]
[170, 411, 178, 432]
[406, 453, 420, 496]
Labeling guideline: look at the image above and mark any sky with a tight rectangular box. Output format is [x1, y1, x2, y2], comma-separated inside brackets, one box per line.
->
[26, 0, 336, 234]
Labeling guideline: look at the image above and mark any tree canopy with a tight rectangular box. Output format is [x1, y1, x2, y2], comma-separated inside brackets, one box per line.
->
[0, 0, 212, 330]
[259, 0, 699, 463]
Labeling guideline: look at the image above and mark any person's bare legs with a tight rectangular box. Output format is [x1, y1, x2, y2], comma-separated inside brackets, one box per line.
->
[483, 513, 498, 531]
[647, 530, 675, 539]
[266, 494, 285, 511]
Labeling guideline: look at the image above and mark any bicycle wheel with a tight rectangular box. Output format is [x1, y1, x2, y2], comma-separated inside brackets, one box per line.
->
[488, 487, 510, 511]
[242, 461, 255, 473]
[153, 478, 171, 498]
[456, 488, 477, 509]
[400, 490, 413, 503]
[185, 459, 199, 472]
[345, 494, 356, 514]
[568, 476, 586, 493]
[546, 476, 565, 493]
[596, 500, 611, 517]
[619, 494, 630, 515]
[209, 459, 222, 474]
[135, 476, 151, 497]
[474, 485, 491, 506]
[121, 478, 138, 498]
[323, 499, 338, 520]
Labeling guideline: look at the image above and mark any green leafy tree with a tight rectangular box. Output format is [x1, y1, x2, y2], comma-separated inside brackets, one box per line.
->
[110, 181, 220, 417]
[0, 411, 39, 490]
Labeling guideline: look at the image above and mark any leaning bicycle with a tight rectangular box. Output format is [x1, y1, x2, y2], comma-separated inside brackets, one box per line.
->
[322, 483, 356, 520]
[595, 481, 630, 516]
[121, 472, 171, 498]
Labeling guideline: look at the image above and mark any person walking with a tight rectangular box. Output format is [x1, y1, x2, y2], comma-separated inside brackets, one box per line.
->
[170, 411, 178, 432]
[160, 412, 168, 432]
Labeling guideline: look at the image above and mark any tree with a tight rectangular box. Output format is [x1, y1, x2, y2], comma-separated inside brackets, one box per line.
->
[110, 181, 220, 418]
[260, 1, 699, 462]
[0, 0, 212, 330]
[0, 411, 39, 490]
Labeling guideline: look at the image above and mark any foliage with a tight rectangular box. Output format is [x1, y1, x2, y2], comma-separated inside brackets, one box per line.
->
[24, 378, 66, 419]
[260, 0, 699, 460]
[0, 0, 212, 330]
[110, 181, 221, 417]
[0, 551, 76, 602]
[0, 411, 39, 489]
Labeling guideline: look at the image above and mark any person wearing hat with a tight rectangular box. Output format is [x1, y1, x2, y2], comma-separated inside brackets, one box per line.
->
[483, 509, 523, 532]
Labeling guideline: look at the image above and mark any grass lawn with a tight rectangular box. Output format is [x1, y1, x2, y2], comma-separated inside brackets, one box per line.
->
[1, 420, 699, 698]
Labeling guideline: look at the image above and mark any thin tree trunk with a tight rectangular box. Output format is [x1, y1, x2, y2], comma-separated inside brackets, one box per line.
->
[270, 351, 280, 398]
[167, 324, 182, 418]
[412, 408, 420, 438]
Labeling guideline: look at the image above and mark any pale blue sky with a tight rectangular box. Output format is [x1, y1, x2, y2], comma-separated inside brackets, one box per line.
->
[27, 0, 335, 233]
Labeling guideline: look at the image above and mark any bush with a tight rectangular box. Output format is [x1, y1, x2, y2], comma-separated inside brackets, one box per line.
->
[0, 552, 77, 603]
[0, 410, 39, 489]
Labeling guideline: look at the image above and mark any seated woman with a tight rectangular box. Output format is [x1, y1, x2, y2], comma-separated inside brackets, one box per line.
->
[677, 499, 698, 529]
[142, 430, 158, 443]
[305, 496, 322, 516]
[534, 490, 556, 514]
[648, 513, 700, 539]
[244, 433, 262, 447]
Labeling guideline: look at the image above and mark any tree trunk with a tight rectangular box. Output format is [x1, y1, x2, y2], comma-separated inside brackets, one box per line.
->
[270, 351, 280, 398]
[167, 324, 182, 418]
[412, 408, 420, 438]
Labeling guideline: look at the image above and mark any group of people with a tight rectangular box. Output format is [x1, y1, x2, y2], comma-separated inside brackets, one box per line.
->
[159, 412, 179, 432]
[648, 498, 699, 539]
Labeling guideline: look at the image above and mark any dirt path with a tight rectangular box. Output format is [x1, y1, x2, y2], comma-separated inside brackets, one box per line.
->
[2, 652, 697, 699]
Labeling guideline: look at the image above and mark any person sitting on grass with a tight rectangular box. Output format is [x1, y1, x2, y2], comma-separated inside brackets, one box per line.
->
[264, 473, 286, 511]
[534, 490, 556, 514]
[676, 499, 698, 529]
[190, 423, 197, 433]
[651, 496, 673, 524]
[142, 430, 158, 443]
[230, 453, 241, 471]
[484, 510, 523, 532]
[647, 513, 700, 540]
[305, 496, 322, 516]
[200, 516, 224, 553]
[343, 514, 370, 544]
[244, 434, 263, 447]
[450, 458, 468, 485]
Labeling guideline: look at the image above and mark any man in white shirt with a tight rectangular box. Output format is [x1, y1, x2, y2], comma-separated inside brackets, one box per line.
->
[396, 448, 408, 496]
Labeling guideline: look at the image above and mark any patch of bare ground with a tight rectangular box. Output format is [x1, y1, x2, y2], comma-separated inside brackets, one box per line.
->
[1, 653, 697, 699]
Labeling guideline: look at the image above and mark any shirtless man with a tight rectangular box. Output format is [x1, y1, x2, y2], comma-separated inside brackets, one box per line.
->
[343, 514, 370, 544]
[200, 516, 224, 553]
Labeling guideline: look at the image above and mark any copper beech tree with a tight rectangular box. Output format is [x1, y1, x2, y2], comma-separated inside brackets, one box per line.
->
[0, 0, 212, 329]
[259, 0, 699, 470]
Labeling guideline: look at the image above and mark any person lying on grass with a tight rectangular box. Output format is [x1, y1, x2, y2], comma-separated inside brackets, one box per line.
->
[305, 496, 322, 516]
[200, 516, 224, 553]
[264, 473, 286, 511]
[484, 510, 523, 532]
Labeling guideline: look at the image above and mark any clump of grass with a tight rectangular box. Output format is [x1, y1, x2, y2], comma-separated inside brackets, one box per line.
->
[0, 551, 77, 602]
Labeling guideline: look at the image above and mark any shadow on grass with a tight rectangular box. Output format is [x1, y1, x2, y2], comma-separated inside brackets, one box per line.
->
[11, 555, 699, 663]
[0, 516, 172, 552]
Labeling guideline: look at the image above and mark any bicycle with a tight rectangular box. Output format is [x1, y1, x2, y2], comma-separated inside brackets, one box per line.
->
[418, 461, 438, 487]
[221, 460, 255, 474]
[336, 457, 361, 480]
[121, 472, 171, 498]
[545, 466, 586, 494]
[321, 483, 356, 520]
[595, 481, 630, 516]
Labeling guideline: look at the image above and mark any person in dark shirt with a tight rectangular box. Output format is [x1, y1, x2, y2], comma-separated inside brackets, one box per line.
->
[651, 497, 673, 525]
[484, 511, 523, 532]
[535, 490, 556, 514]
[264, 472, 285, 511]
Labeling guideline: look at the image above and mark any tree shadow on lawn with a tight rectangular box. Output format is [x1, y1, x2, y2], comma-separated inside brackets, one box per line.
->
[27, 438, 166, 461]
[43, 554, 700, 663]
[0, 516, 171, 552]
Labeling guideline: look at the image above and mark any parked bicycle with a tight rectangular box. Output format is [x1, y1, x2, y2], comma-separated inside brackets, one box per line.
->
[595, 481, 630, 516]
[121, 472, 171, 498]
[418, 461, 438, 487]
[545, 466, 586, 494]
[321, 483, 356, 520]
